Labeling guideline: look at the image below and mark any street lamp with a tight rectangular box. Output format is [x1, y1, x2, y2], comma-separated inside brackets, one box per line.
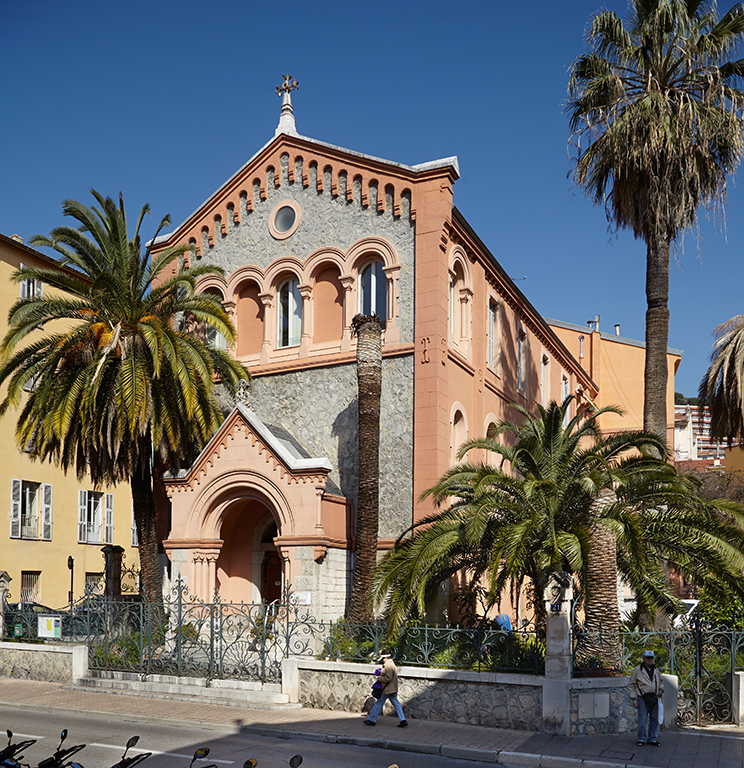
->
[67, 556, 74, 608]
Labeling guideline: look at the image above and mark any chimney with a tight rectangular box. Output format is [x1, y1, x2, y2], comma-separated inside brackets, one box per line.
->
[10, 234, 23, 244]
[614, 324, 620, 336]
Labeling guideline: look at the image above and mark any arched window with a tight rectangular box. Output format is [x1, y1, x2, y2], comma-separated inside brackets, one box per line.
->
[451, 409, 467, 465]
[278, 278, 302, 348]
[359, 260, 386, 321]
[204, 289, 227, 351]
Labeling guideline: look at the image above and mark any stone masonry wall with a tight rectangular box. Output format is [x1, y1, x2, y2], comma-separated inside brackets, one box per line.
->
[297, 660, 542, 730]
[569, 677, 635, 736]
[248, 354, 414, 539]
[0, 642, 85, 683]
[198, 162, 415, 345]
[292, 545, 350, 622]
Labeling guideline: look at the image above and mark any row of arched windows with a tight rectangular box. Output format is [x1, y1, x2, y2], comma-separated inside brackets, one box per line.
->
[198, 238, 401, 358]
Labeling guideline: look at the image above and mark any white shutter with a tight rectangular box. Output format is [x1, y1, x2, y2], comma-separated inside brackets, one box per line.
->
[10, 479, 21, 539]
[34, 279, 43, 298]
[78, 489, 88, 543]
[104, 493, 113, 544]
[19, 264, 26, 299]
[41, 483, 52, 541]
[131, 501, 138, 547]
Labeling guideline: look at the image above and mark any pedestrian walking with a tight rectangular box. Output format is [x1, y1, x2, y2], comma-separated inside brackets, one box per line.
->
[629, 649, 664, 747]
[364, 651, 407, 727]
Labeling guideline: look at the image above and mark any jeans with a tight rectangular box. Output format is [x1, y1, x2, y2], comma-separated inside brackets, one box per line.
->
[637, 696, 659, 743]
[367, 693, 405, 722]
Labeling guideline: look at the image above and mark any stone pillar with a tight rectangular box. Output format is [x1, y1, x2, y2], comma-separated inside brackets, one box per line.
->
[0, 571, 11, 639]
[101, 545, 124, 598]
[542, 571, 573, 735]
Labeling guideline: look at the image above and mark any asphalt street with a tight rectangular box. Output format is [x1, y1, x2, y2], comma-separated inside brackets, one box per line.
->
[0, 706, 497, 768]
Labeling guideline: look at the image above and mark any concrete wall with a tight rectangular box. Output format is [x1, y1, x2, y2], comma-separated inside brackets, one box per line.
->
[0, 641, 87, 683]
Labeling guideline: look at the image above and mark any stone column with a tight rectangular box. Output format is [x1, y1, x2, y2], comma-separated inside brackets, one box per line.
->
[101, 544, 124, 598]
[339, 276, 354, 352]
[542, 571, 573, 735]
[259, 292, 274, 364]
[0, 571, 11, 639]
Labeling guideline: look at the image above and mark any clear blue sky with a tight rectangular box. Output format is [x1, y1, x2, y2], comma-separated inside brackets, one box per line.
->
[2, 0, 742, 398]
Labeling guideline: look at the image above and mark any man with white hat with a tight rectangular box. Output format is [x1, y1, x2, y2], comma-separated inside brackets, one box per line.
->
[364, 650, 407, 727]
[628, 649, 664, 747]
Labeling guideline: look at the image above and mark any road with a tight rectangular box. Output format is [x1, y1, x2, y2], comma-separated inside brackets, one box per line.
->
[0, 706, 496, 768]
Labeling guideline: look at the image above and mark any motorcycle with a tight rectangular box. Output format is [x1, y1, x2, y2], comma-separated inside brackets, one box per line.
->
[109, 737, 150, 768]
[35, 730, 85, 768]
[188, 748, 217, 768]
[0, 730, 37, 768]
[241, 756, 302, 767]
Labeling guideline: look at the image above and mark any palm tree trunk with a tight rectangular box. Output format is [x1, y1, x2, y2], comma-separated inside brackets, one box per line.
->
[579, 511, 621, 669]
[131, 443, 163, 604]
[643, 234, 671, 444]
[346, 314, 382, 625]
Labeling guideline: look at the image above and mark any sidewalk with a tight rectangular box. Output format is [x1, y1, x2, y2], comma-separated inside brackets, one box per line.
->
[0, 678, 742, 768]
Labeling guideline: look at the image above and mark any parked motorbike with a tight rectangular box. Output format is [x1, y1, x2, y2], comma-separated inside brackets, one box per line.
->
[241, 756, 302, 767]
[0, 730, 36, 766]
[35, 730, 85, 768]
[109, 737, 150, 768]
[188, 748, 217, 768]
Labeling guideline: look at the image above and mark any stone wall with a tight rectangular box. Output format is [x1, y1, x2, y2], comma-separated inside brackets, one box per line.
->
[291, 545, 350, 621]
[0, 641, 87, 683]
[287, 658, 542, 730]
[569, 674, 678, 736]
[249, 354, 414, 538]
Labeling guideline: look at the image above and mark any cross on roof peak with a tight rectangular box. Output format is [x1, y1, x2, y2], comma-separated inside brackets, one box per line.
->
[275, 75, 299, 137]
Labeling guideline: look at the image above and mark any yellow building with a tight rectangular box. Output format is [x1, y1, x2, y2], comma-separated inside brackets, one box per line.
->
[547, 317, 681, 448]
[0, 233, 137, 608]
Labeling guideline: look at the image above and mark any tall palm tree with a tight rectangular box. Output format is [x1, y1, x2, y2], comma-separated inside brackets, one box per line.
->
[699, 314, 744, 441]
[0, 191, 249, 602]
[372, 399, 744, 651]
[346, 314, 383, 625]
[568, 0, 744, 441]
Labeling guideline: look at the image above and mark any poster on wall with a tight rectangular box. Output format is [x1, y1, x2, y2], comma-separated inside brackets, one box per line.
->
[38, 615, 62, 639]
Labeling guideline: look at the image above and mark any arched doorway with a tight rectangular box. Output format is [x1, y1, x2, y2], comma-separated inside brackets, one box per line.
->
[215, 498, 281, 604]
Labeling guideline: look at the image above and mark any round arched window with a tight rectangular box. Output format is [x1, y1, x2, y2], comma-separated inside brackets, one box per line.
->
[269, 200, 302, 240]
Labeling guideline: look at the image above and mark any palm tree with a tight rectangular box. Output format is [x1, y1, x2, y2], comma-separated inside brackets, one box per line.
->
[346, 313, 382, 625]
[568, 0, 744, 441]
[699, 314, 744, 441]
[372, 399, 744, 654]
[0, 191, 249, 602]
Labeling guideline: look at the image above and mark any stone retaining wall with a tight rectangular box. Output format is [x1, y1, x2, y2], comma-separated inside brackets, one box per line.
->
[286, 658, 542, 730]
[0, 641, 87, 683]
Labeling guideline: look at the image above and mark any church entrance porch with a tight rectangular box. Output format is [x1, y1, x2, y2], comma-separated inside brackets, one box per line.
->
[161, 404, 353, 619]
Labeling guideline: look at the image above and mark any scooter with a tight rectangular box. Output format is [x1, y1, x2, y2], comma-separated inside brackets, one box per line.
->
[188, 748, 217, 768]
[0, 731, 36, 766]
[35, 730, 85, 768]
[109, 737, 151, 768]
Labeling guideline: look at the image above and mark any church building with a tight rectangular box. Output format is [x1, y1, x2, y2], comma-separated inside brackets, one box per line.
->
[150, 77, 604, 620]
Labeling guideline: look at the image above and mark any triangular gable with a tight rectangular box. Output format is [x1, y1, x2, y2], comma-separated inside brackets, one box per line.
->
[151, 132, 459, 260]
[163, 403, 333, 494]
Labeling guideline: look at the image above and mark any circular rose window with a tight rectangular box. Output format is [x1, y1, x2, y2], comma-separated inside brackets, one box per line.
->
[269, 200, 301, 240]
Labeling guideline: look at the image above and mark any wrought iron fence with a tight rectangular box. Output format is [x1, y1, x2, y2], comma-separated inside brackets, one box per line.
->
[572, 621, 744, 724]
[318, 618, 544, 674]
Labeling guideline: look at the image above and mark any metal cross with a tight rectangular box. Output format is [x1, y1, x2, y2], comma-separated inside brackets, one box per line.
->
[276, 74, 299, 97]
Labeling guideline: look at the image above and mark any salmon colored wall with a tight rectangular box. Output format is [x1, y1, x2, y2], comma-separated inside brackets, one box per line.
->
[313, 266, 343, 344]
[237, 282, 263, 356]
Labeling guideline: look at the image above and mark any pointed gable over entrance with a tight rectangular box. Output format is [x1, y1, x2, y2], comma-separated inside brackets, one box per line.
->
[163, 404, 351, 607]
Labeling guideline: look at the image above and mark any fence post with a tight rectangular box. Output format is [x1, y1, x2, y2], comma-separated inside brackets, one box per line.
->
[542, 571, 573, 735]
[0, 571, 11, 639]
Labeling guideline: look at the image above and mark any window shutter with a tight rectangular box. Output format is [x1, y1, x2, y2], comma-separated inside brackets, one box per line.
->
[131, 501, 138, 547]
[78, 489, 88, 543]
[41, 484, 52, 541]
[290, 282, 302, 347]
[19, 264, 26, 300]
[104, 493, 114, 544]
[10, 479, 21, 539]
[34, 279, 43, 298]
